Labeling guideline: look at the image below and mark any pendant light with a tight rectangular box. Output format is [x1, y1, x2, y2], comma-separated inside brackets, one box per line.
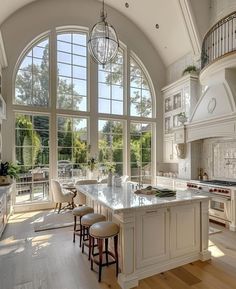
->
[88, 0, 119, 67]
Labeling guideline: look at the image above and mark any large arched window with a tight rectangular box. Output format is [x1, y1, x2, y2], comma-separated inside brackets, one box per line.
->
[13, 27, 156, 206]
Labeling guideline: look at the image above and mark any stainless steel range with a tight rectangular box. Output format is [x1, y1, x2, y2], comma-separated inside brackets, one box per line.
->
[187, 180, 236, 230]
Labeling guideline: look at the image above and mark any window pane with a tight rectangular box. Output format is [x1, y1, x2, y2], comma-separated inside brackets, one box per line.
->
[130, 122, 152, 183]
[98, 49, 124, 115]
[57, 32, 87, 111]
[57, 116, 88, 179]
[14, 38, 49, 107]
[15, 113, 50, 204]
[98, 119, 123, 177]
[130, 56, 153, 118]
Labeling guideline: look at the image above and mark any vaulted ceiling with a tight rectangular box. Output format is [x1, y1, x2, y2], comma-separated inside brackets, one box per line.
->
[0, 0, 202, 66]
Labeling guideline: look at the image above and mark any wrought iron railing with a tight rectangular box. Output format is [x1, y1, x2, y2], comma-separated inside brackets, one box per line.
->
[201, 11, 236, 69]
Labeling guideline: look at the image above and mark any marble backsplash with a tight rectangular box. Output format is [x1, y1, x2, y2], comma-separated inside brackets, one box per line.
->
[201, 138, 236, 180]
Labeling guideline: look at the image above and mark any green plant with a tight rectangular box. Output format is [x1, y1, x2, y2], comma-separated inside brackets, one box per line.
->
[182, 65, 197, 76]
[0, 162, 19, 179]
[104, 161, 116, 173]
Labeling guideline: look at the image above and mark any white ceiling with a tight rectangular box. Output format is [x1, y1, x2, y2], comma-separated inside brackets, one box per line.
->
[0, 0, 193, 66]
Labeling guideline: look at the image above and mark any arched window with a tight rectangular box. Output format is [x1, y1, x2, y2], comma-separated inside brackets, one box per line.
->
[130, 56, 153, 118]
[13, 28, 156, 206]
[15, 37, 49, 107]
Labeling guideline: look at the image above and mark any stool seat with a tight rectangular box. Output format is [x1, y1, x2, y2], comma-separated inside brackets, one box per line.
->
[72, 206, 94, 217]
[90, 221, 119, 238]
[81, 213, 106, 227]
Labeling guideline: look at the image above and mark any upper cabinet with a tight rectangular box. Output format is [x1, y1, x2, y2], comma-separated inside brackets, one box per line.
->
[162, 74, 199, 135]
[162, 74, 199, 163]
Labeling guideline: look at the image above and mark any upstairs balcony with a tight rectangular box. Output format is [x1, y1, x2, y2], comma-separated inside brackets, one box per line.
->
[201, 11, 236, 71]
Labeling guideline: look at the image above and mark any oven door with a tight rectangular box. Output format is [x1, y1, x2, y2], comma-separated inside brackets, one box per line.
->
[209, 196, 231, 222]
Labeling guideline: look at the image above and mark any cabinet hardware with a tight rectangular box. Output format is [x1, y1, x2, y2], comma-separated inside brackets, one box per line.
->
[146, 210, 157, 214]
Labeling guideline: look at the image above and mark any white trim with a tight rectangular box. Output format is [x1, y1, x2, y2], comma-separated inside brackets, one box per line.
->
[0, 31, 8, 68]
[177, 0, 201, 56]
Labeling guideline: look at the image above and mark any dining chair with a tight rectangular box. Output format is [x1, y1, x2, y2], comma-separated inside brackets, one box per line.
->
[51, 179, 74, 213]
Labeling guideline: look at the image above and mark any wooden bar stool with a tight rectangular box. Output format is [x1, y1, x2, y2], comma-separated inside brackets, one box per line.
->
[72, 206, 94, 247]
[81, 213, 106, 260]
[89, 221, 119, 282]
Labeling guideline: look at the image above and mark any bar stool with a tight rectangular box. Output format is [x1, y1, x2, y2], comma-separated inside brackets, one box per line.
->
[72, 206, 94, 246]
[89, 221, 119, 282]
[81, 213, 106, 260]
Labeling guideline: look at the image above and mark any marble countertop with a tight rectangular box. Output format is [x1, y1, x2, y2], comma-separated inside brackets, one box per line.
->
[77, 183, 211, 213]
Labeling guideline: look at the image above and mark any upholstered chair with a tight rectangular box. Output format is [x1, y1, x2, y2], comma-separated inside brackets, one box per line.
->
[51, 179, 74, 213]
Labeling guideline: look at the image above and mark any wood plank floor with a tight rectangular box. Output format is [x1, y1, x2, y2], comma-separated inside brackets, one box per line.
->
[1, 211, 236, 289]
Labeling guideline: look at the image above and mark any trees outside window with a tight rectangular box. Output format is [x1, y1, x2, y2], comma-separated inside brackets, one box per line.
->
[15, 113, 50, 203]
[98, 119, 124, 177]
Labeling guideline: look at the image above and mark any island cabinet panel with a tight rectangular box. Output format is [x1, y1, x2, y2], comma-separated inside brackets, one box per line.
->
[170, 203, 200, 258]
[136, 208, 170, 268]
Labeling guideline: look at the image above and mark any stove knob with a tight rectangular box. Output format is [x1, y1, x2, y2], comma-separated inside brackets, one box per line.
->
[198, 187, 202, 190]
[209, 189, 213, 192]
[214, 189, 217, 192]
[218, 189, 222, 193]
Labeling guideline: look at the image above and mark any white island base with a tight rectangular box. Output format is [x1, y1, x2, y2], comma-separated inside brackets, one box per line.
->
[78, 184, 211, 289]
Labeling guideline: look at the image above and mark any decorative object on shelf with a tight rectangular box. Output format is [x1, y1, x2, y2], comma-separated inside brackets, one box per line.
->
[182, 65, 198, 76]
[175, 143, 186, 159]
[203, 172, 209, 181]
[88, 0, 119, 67]
[177, 112, 187, 125]
[0, 162, 19, 185]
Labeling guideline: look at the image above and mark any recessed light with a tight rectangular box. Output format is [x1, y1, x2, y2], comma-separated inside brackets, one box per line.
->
[125, 2, 129, 8]
[155, 24, 160, 29]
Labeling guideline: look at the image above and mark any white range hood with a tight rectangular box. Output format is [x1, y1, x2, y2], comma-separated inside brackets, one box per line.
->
[186, 66, 236, 142]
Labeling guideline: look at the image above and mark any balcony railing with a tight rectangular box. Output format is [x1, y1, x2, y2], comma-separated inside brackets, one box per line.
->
[201, 11, 236, 69]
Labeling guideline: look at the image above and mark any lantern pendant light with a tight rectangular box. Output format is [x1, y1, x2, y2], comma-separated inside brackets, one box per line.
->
[88, 0, 119, 67]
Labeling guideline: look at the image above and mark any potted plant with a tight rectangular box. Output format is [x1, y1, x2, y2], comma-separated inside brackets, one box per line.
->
[182, 65, 198, 76]
[0, 162, 19, 185]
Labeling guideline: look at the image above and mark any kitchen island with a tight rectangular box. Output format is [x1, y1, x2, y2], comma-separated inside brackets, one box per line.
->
[77, 183, 211, 289]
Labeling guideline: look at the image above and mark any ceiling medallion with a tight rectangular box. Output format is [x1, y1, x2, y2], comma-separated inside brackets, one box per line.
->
[88, 0, 119, 67]
[207, 97, 216, 114]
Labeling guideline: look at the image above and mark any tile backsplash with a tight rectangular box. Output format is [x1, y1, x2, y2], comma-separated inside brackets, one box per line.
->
[201, 138, 236, 180]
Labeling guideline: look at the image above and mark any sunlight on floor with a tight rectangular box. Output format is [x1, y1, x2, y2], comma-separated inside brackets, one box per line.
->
[8, 211, 42, 224]
[208, 240, 225, 258]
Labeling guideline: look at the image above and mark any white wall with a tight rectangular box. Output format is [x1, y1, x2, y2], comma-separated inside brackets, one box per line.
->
[0, 0, 166, 167]
[210, 0, 236, 26]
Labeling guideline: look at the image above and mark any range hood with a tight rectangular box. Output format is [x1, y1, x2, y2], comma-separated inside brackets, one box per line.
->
[186, 67, 236, 142]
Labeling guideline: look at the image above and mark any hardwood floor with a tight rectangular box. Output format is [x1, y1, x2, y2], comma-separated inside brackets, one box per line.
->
[1, 211, 236, 289]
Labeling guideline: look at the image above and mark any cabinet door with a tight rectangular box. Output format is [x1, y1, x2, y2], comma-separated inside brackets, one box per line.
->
[170, 203, 200, 258]
[136, 208, 169, 268]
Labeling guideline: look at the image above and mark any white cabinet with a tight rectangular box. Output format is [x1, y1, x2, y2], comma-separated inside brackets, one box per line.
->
[0, 185, 13, 238]
[136, 208, 169, 268]
[135, 202, 201, 269]
[170, 203, 200, 258]
[162, 74, 199, 163]
[163, 135, 178, 163]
